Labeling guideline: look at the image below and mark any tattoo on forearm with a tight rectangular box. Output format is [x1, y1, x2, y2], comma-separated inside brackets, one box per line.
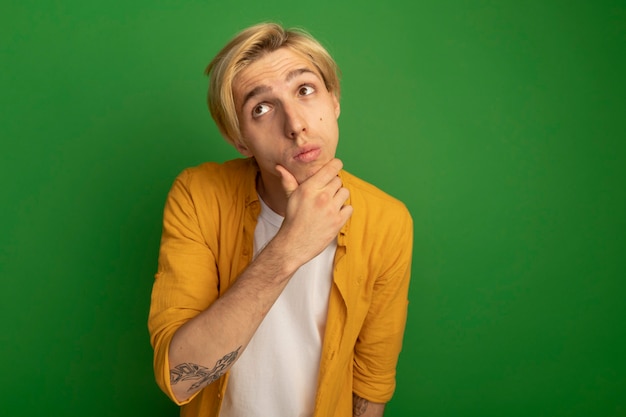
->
[353, 393, 369, 416]
[170, 346, 242, 391]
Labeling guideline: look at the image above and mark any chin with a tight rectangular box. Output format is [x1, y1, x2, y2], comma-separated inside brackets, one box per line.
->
[295, 164, 323, 184]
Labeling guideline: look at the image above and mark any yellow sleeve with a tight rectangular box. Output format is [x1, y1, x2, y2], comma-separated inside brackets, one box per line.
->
[147, 169, 220, 405]
[353, 207, 413, 403]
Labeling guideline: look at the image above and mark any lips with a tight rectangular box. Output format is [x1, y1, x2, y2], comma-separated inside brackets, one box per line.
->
[293, 146, 321, 163]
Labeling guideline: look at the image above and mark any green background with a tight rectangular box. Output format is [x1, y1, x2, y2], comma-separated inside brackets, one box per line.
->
[1, 0, 624, 416]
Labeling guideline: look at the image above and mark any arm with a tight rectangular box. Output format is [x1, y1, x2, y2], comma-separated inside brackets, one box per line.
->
[165, 159, 352, 403]
[352, 205, 413, 406]
[353, 393, 386, 417]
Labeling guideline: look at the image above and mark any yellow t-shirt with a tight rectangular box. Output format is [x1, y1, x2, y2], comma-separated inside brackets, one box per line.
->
[148, 158, 413, 417]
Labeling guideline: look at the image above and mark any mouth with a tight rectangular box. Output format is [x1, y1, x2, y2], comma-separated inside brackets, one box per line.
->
[293, 146, 321, 163]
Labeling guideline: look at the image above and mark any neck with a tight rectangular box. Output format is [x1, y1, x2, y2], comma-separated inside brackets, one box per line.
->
[256, 171, 288, 217]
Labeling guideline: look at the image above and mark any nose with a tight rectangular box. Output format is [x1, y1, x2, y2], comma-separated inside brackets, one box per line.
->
[283, 103, 306, 140]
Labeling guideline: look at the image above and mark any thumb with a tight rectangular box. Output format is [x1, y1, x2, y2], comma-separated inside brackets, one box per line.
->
[275, 165, 299, 197]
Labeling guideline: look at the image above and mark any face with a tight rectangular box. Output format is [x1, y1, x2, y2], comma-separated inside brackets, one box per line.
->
[232, 47, 341, 187]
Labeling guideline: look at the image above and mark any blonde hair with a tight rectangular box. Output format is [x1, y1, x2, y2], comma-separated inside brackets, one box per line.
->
[205, 22, 341, 147]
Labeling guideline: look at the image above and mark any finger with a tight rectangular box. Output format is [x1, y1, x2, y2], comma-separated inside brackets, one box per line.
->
[306, 158, 344, 188]
[327, 175, 343, 193]
[275, 164, 299, 197]
[339, 204, 353, 224]
[332, 187, 350, 210]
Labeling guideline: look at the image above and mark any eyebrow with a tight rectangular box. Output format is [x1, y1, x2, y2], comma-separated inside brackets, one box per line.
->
[241, 67, 319, 108]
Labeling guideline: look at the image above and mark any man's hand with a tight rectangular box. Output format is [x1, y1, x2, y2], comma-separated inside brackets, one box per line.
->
[353, 393, 386, 417]
[274, 158, 353, 269]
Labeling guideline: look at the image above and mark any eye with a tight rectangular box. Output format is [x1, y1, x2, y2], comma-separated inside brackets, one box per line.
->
[298, 85, 315, 97]
[252, 103, 271, 118]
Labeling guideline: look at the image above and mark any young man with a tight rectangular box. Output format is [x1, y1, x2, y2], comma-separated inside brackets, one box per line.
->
[148, 22, 413, 417]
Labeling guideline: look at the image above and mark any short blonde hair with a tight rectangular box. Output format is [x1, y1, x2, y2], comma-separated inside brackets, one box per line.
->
[205, 22, 341, 147]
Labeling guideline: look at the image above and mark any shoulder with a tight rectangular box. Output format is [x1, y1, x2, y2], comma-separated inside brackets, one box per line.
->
[164, 158, 257, 215]
[163, 158, 258, 232]
[171, 158, 257, 197]
[340, 170, 413, 279]
[341, 170, 411, 222]
[176, 158, 256, 186]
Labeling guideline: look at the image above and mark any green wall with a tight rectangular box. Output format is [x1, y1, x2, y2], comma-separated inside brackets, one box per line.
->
[1, 1, 624, 416]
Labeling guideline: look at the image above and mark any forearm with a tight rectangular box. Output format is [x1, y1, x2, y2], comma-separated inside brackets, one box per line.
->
[167, 237, 298, 402]
[353, 393, 385, 417]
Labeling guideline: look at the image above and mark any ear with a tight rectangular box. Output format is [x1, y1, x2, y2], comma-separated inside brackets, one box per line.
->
[333, 94, 341, 119]
[235, 140, 253, 157]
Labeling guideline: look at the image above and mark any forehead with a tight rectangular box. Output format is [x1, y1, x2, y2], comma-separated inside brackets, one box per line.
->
[232, 48, 320, 103]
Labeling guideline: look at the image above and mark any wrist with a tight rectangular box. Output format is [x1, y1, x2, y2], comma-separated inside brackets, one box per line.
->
[261, 233, 303, 278]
